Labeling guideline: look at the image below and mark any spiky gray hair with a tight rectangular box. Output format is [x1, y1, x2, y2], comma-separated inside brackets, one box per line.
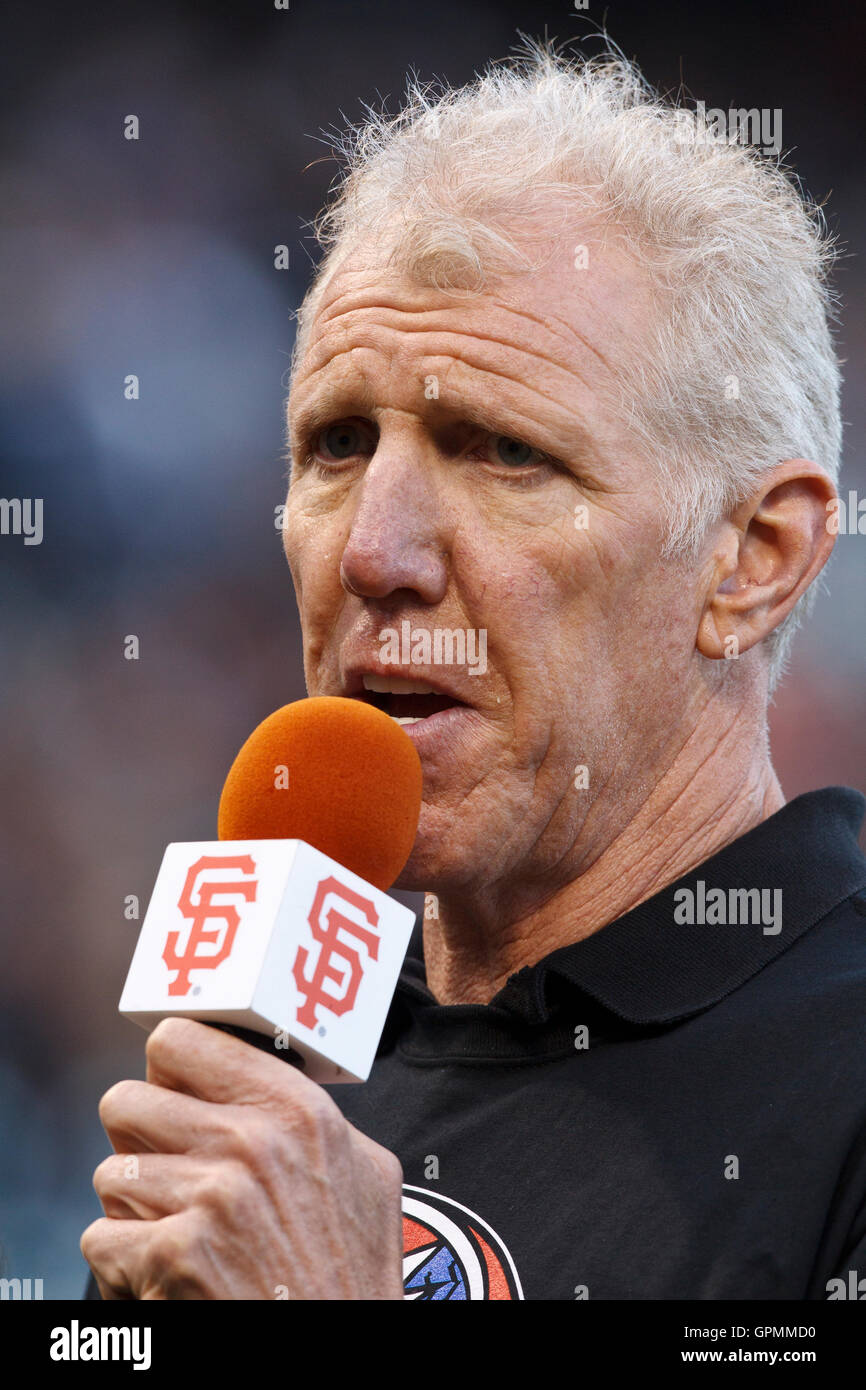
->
[292, 38, 841, 689]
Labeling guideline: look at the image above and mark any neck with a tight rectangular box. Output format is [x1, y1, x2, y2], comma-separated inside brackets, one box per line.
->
[422, 693, 784, 1005]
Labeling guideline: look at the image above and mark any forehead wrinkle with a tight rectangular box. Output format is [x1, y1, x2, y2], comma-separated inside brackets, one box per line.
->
[486, 296, 620, 379]
[298, 312, 612, 424]
[296, 332, 587, 433]
[424, 333, 609, 419]
[293, 278, 636, 479]
[293, 312, 622, 469]
[313, 275, 461, 329]
[308, 262, 632, 382]
[309, 298, 610, 379]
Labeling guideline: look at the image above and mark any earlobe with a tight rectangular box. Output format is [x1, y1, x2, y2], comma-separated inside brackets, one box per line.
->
[696, 461, 836, 666]
[695, 524, 743, 661]
[697, 603, 741, 662]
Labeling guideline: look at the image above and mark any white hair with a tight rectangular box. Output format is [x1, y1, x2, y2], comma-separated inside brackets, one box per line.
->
[292, 38, 842, 689]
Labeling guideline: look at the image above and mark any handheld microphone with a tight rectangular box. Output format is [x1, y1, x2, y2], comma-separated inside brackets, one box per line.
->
[119, 697, 423, 1082]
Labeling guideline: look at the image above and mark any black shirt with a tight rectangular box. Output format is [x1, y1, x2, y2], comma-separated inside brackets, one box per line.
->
[85, 786, 866, 1301]
[325, 786, 866, 1300]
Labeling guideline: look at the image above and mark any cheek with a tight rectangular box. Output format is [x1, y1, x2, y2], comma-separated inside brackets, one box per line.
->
[283, 501, 344, 605]
[467, 553, 579, 723]
[464, 528, 585, 645]
[455, 512, 569, 604]
[280, 492, 304, 574]
[476, 523, 666, 711]
[281, 522, 300, 591]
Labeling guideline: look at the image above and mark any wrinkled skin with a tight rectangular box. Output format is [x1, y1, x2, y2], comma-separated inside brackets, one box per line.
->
[83, 228, 835, 1299]
[284, 237, 835, 1002]
[81, 1018, 404, 1300]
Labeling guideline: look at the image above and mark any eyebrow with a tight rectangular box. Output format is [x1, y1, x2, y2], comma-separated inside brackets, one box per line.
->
[290, 393, 373, 444]
[288, 349, 617, 489]
[291, 384, 601, 463]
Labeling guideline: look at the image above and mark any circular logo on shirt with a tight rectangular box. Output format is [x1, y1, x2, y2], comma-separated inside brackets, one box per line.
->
[401, 1185, 524, 1300]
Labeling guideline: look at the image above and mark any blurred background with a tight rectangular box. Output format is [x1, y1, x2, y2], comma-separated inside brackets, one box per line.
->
[1, 0, 864, 1297]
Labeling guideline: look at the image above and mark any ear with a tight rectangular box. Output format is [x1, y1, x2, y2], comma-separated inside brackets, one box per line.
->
[697, 460, 836, 662]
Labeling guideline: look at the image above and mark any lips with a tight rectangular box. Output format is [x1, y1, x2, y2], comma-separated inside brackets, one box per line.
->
[342, 666, 472, 726]
[372, 691, 459, 721]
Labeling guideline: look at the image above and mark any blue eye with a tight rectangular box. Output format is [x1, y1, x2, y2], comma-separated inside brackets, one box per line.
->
[320, 423, 367, 459]
[495, 436, 535, 466]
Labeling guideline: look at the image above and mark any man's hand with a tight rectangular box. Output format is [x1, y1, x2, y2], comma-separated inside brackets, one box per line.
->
[80, 1018, 404, 1300]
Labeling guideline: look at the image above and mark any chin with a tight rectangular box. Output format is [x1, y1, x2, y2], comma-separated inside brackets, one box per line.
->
[393, 849, 455, 893]
[393, 825, 486, 896]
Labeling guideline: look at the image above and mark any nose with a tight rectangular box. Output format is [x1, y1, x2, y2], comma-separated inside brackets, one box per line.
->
[339, 447, 448, 605]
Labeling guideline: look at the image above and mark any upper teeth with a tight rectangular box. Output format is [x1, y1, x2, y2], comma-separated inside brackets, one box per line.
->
[362, 675, 436, 694]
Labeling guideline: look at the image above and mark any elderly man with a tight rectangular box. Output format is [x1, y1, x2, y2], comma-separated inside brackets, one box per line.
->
[83, 45, 866, 1301]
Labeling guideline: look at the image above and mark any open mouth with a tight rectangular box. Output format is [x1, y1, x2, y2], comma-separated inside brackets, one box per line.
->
[353, 675, 469, 725]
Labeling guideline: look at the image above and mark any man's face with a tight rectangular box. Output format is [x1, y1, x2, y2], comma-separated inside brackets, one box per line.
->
[284, 237, 708, 899]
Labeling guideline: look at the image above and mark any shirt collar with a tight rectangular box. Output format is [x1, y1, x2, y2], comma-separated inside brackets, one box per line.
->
[398, 788, 866, 1030]
[502, 786, 866, 1025]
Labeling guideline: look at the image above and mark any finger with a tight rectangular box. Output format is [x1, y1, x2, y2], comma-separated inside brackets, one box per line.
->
[94, 1152, 228, 1221]
[144, 1016, 320, 1109]
[99, 1077, 221, 1156]
[81, 1217, 142, 1300]
[81, 1212, 203, 1302]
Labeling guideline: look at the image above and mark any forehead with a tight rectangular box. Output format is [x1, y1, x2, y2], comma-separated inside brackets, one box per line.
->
[292, 231, 656, 407]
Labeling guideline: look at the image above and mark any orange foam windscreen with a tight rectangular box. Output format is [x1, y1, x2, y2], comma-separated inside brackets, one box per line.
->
[217, 696, 423, 890]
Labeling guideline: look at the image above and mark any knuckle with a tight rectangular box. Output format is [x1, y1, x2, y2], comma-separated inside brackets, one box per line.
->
[154, 1211, 219, 1297]
[98, 1078, 140, 1124]
[195, 1162, 244, 1213]
[146, 1230, 184, 1289]
[92, 1153, 120, 1194]
[223, 1109, 281, 1172]
[219, 1087, 344, 1179]
[79, 1218, 103, 1262]
[380, 1147, 404, 1193]
[146, 1016, 190, 1062]
[147, 1215, 202, 1290]
[290, 1088, 340, 1145]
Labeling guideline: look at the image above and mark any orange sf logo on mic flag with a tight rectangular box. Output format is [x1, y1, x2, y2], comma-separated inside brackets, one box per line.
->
[163, 855, 259, 996]
[293, 876, 380, 1028]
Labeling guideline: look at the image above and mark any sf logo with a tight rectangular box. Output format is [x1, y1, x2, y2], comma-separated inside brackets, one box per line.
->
[163, 855, 258, 996]
[293, 876, 380, 1029]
